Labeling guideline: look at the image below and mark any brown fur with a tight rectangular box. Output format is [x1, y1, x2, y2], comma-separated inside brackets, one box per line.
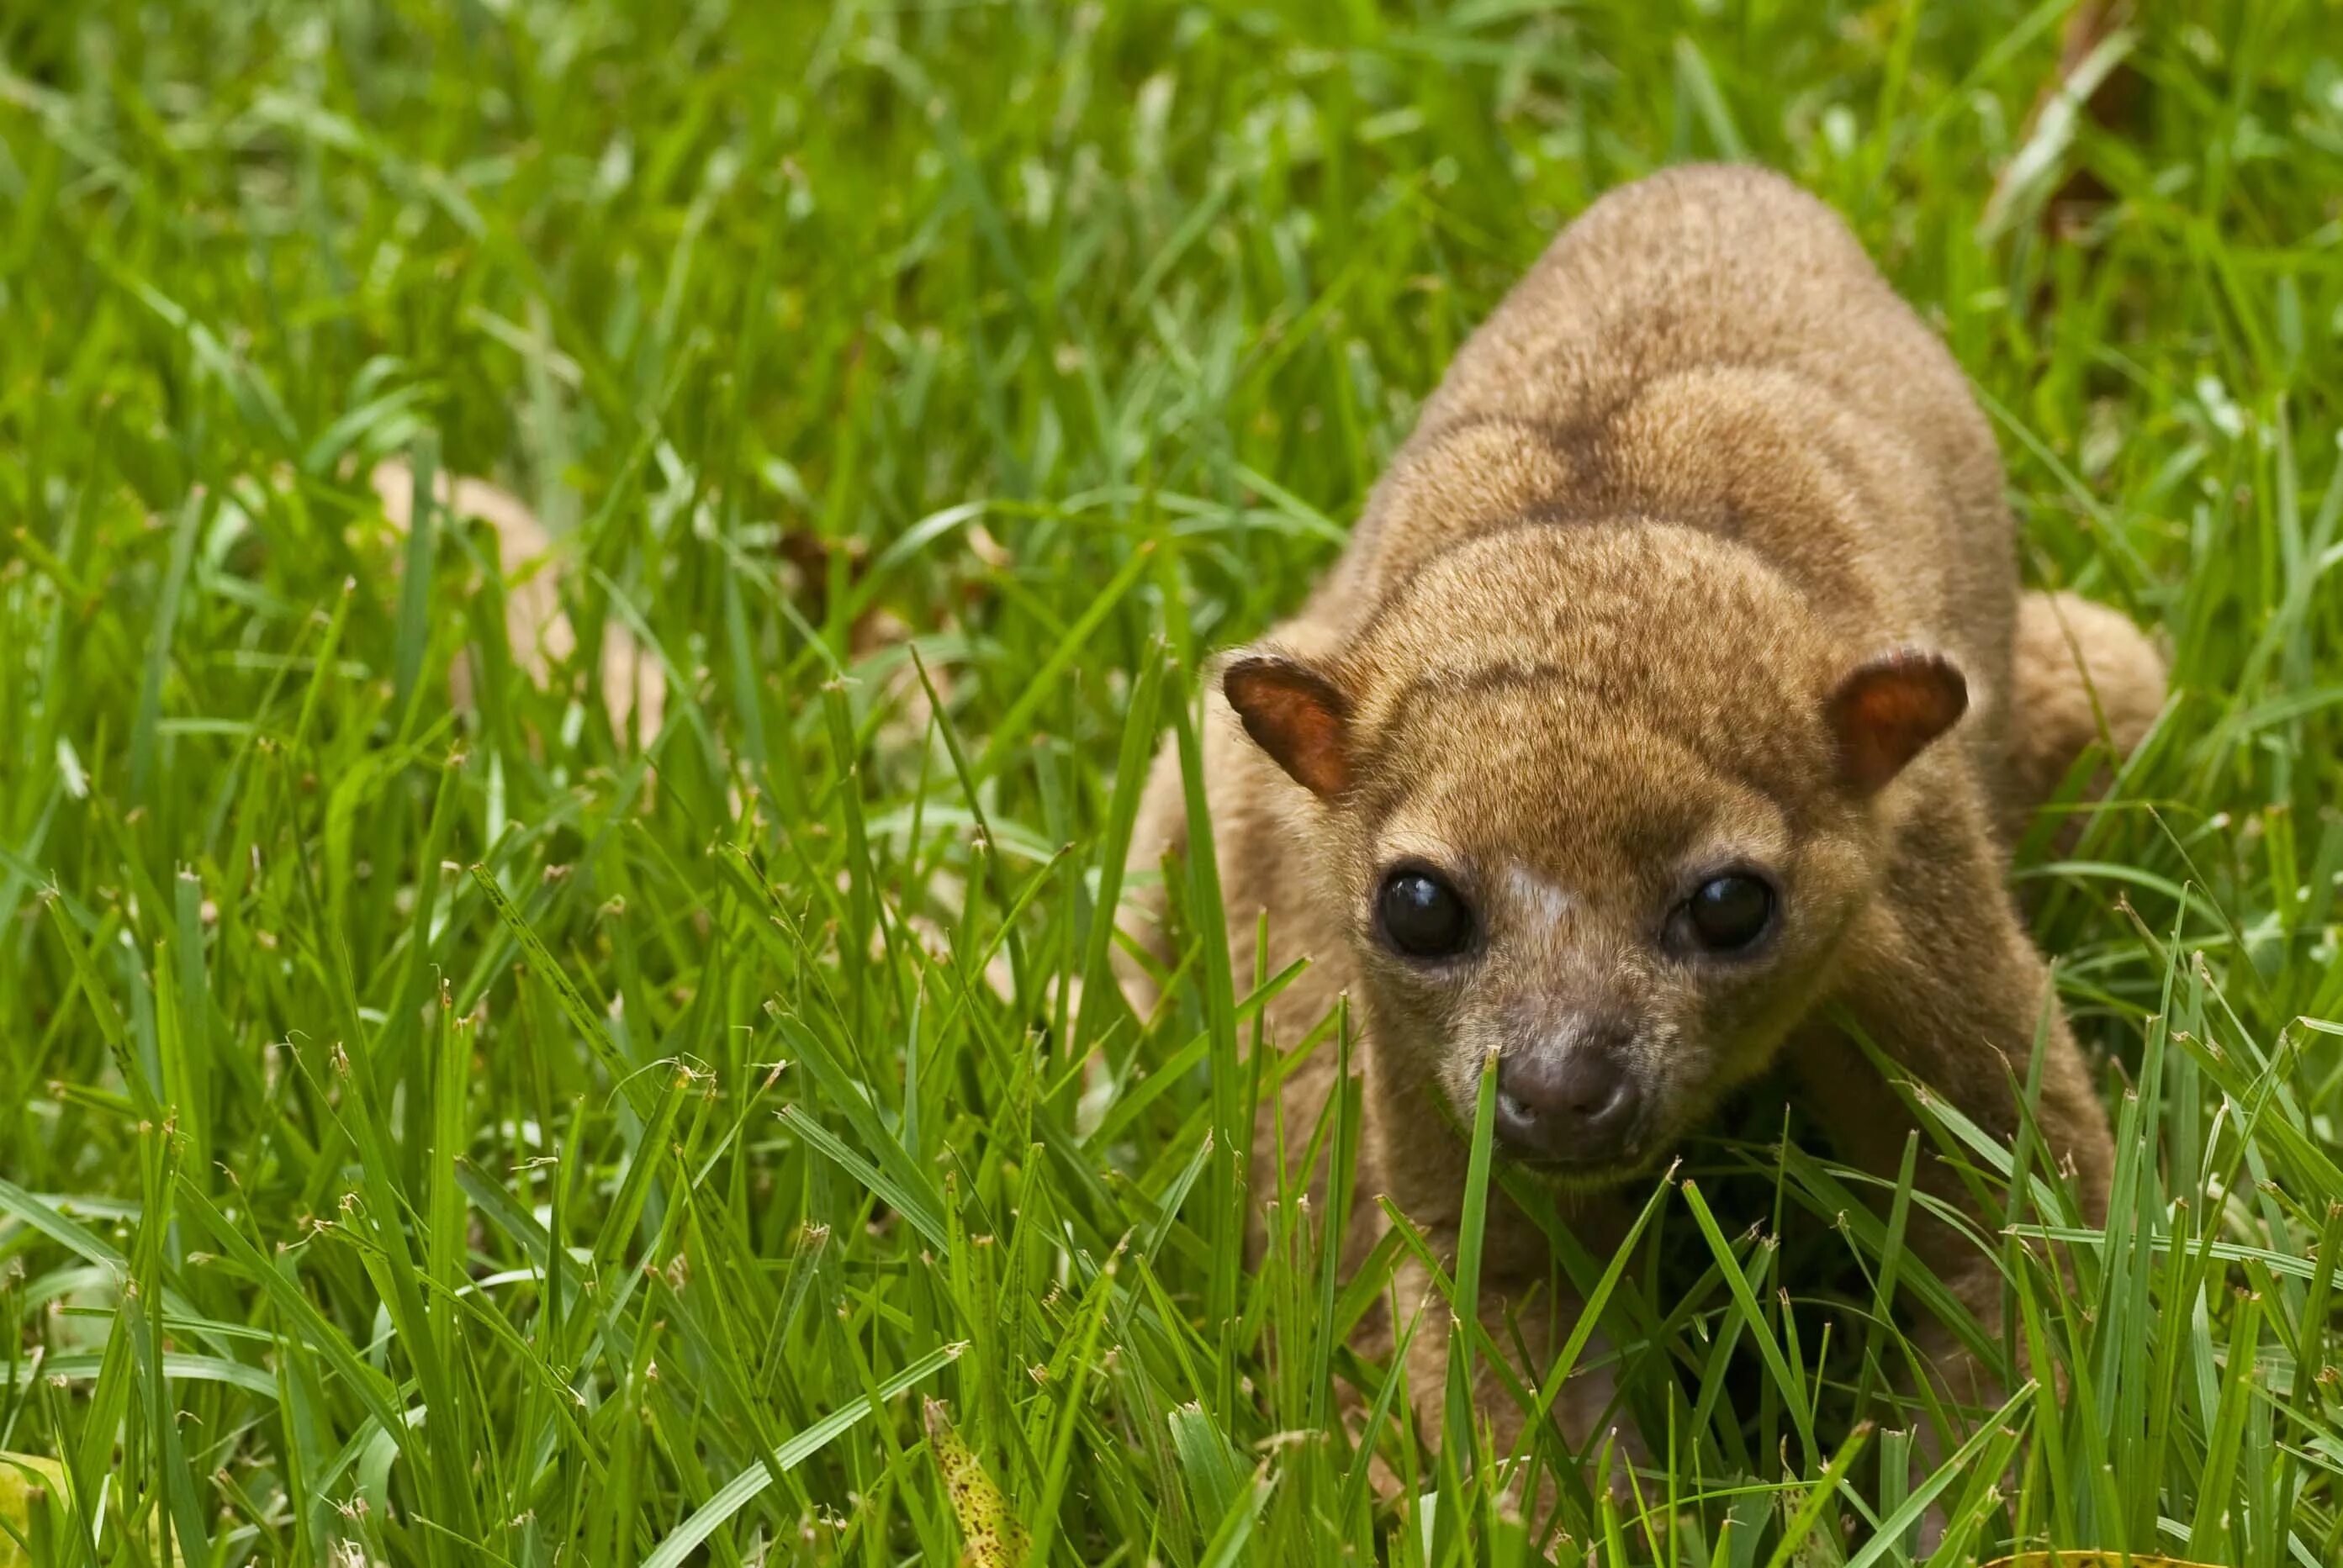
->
[1122, 167, 2163, 1482]
[2005, 589, 2166, 842]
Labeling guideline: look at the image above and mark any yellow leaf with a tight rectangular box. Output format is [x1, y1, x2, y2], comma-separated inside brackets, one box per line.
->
[0, 1454, 68, 1568]
[925, 1398, 1027, 1567]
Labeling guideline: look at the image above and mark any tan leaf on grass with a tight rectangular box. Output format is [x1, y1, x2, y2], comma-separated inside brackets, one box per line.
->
[1986, 1546, 2221, 1556]
[0, 1454, 68, 1568]
[1981, 0, 2141, 242]
[923, 1397, 1027, 1566]
[854, 607, 948, 752]
[373, 459, 666, 740]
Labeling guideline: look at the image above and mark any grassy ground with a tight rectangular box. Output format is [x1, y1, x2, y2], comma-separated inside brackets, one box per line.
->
[3, 1, 2340, 1563]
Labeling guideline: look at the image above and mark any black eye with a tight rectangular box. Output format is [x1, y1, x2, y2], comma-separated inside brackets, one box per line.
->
[1377, 868, 1475, 959]
[1684, 874, 1774, 953]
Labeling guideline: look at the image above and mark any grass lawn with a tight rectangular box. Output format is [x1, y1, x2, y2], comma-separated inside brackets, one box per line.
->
[4, 1, 2341, 1563]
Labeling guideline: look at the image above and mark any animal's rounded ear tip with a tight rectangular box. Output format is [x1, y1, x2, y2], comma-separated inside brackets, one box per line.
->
[1922, 650, 1968, 719]
[1894, 647, 1967, 707]
[1219, 650, 1272, 704]
[1850, 647, 1968, 715]
[1879, 645, 1960, 678]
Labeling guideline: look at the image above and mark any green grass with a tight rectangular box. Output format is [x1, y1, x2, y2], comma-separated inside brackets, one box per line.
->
[3, 1, 2340, 1563]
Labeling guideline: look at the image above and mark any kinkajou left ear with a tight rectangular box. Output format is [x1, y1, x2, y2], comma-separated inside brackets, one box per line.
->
[1824, 648, 1968, 794]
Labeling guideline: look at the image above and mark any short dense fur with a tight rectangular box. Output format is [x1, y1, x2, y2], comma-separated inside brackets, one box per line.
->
[1124, 166, 2165, 1476]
